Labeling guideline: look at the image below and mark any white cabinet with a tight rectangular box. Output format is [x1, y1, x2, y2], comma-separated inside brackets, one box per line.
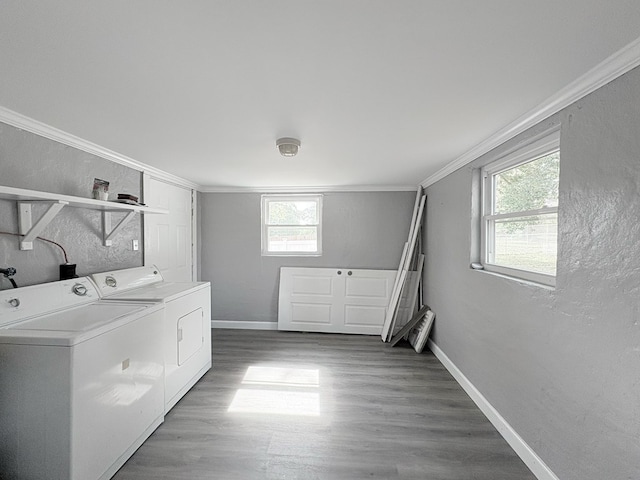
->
[164, 286, 212, 413]
[72, 310, 164, 480]
[278, 267, 396, 334]
[0, 309, 164, 480]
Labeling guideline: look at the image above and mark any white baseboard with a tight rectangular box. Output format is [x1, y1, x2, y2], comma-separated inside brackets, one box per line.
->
[211, 320, 278, 330]
[427, 339, 559, 480]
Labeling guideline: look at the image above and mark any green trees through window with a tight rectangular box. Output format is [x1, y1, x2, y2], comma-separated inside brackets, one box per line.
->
[494, 152, 559, 215]
[481, 129, 560, 285]
[267, 201, 318, 225]
[262, 195, 322, 256]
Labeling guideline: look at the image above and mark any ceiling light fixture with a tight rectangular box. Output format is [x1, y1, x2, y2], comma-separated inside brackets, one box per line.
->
[276, 137, 301, 157]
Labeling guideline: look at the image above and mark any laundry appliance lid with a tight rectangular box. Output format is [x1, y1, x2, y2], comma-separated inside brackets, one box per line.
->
[0, 301, 162, 346]
[101, 281, 209, 302]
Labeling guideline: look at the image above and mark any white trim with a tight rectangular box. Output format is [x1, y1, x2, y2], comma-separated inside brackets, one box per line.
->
[482, 127, 561, 176]
[470, 268, 555, 291]
[421, 35, 640, 188]
[200, 185, 419, 193]
[4, 36, 638, 193]
[479, 127, 559, 287]
[486, 207, 557, 222]
[0, 106, 199, 190]
[427, 339, 560, 480]
[191, 189, 199, 282]
[482, 263, 556, 288]
[143, 171, 198, 192]
[211, 320, 278, 330]
[0, 104, 418, 193]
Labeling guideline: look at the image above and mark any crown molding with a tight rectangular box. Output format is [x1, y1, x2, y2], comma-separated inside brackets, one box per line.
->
[199, 185, 419, 193]
[4, 34, 638, 193]
[0, 107, 417, 194]
[0, 107, 199, 190]
[420, 35, 640, 188]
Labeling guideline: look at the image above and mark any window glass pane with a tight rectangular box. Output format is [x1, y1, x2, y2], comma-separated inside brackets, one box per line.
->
[267, 226, 318, 252]
[494, 152, 559, 214]
[493, 213, 557, 275]
[267, 201, 318, 225]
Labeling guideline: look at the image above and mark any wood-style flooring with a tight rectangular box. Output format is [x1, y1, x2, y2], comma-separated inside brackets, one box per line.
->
[112, 329, 536, 480]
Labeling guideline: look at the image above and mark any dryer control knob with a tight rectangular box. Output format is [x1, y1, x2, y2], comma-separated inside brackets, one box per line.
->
[8, 298, 20, 308]
[72, 284, 88, 296]
[105, 276, 117, 288]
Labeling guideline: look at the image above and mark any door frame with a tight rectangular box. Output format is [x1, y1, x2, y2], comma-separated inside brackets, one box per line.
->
[142, 173, 198, 281]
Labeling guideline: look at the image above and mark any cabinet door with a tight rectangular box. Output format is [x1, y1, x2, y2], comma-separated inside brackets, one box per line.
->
[278, 267, 395, 334]
[163, 286, 212, 413]
[178, 308, 204, 366]
[342, 269, 397, 333]
[71, 310, 164, 480]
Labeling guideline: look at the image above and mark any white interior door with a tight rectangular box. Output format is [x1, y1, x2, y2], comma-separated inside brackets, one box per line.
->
[278, 267, 396, 334]
[143, 176, 194, 282]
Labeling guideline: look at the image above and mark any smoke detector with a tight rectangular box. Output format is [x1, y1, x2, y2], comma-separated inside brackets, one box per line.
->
[276, 137, 301, 157]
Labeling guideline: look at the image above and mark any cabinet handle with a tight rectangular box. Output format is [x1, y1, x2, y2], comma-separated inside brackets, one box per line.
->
[348, 271, 353, 276]
[337, 270, 342, 275]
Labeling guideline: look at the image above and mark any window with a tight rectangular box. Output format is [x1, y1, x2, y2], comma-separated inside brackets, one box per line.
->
[261, 194, 322, 256]
[481, 129, 560, 286]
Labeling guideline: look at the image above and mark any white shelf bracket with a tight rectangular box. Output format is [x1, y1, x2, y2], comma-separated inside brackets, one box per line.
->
[102, 211, 137, 246]
[18, 201, 68, 250]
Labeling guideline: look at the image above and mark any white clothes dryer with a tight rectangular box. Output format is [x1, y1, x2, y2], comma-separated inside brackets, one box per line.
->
[0, 277, 165, 480]
[90, 265, 212, 413]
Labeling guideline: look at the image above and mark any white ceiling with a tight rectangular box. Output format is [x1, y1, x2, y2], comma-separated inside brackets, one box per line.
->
[1, 1, 639, 190]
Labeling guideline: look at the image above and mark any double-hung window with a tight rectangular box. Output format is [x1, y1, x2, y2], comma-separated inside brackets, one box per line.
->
[481, 129, 560, 286]
[261, 194, 322, 256]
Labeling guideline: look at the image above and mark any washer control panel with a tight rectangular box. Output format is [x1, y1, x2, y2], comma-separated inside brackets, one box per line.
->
[0, 277, 98, 328]
[72, 283, 88, 296]
[91, 265, 164, 297]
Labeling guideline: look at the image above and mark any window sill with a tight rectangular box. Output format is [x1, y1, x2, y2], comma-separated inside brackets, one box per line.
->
[470, 265, 556, 290]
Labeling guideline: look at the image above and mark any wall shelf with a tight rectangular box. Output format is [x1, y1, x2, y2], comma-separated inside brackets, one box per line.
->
[0, 185, 168, 249]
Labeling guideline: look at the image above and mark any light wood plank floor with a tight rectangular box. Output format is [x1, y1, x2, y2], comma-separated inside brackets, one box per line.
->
[113, 329, 536, 480]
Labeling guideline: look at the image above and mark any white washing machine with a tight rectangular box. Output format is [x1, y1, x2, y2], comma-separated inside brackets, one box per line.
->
[90, 265, 212, 413]
[0, 277, 165, 480]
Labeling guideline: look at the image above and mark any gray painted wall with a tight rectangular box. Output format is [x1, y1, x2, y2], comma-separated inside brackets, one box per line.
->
[0, 123, 143, 288]
[200, 191, 415, 323]
[423, 66, 640, 480]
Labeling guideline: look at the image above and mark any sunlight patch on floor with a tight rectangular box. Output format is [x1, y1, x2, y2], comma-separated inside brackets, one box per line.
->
[228, 365, 320, 416]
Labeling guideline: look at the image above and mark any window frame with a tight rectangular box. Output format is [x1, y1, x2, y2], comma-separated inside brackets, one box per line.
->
[261, 194, 323, 257]
[480, 129, 560, 286]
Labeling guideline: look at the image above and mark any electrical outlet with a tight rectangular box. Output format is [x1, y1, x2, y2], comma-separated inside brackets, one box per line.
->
[132, 239, 139, 251]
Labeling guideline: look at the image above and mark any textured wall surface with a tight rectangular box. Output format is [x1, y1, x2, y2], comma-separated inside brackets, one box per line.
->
[0, 123, 143, 287]
[424, 66, 640, 480]
[200, 191, 416, 323]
